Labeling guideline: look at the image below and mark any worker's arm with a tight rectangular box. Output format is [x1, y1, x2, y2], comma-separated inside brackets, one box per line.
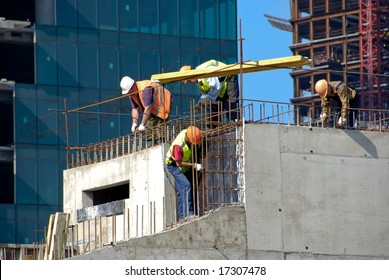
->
[132, 107, 140, 125]
[172, 145, 198, 169]
[140, 87, 154, 125]
[337, 84, 349, 119]
[196, 77, 221, 107]
[141, 105, 152, 125]
[321, 96, 330, 116]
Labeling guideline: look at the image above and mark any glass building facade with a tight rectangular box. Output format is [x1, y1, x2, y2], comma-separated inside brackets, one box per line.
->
[0, 0, 238, 244]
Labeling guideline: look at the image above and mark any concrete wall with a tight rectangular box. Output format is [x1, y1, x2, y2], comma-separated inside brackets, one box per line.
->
[67, 124, 389, 259]
[63, 144, 176, 235]
[244, 124, 389, 259]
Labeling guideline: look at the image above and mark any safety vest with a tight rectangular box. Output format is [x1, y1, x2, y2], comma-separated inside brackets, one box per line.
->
[132, 80, 171, 120]
[165, 129, 192, 172]
[195, 60, 228, 98]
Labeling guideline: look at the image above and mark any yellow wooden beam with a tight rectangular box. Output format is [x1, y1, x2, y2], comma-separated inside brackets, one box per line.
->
[151, 55, 311, 85]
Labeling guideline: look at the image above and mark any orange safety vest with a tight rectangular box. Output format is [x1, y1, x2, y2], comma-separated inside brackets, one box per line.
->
[132, 80, 171, 120]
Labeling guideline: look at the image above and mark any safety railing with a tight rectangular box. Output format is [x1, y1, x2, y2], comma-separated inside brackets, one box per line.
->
[67, 99, 389, 169]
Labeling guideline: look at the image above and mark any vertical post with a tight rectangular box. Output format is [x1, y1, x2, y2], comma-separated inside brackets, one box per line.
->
[64, 99, 70, 168]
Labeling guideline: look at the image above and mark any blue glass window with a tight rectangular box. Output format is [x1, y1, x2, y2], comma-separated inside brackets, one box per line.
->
[161, 52, 180, 73]
[79, 45, 99, 88]
[78, 29, 99, 44]
[57, 27, 77, 42]
[160, 36, 179, 51]
[100, 90, 120, 141]
[139, 0, 158, 34]
[38, 146, 59, 205]
[57, 42, 78, 87]
[180, 0, 199, 37]
[78, 0, 98, 29]
[79, 89, 100, 145]
[181, 37, 200, 52]
[220, 0, 237, 40]
[16, 205, 37, 244]
[200, 0, 219, 39]
[120, 32, 140, 48]
[56, 0, 77, 27]
[99, 0, 118, 30]
[36, 41, 57, 85]
[100, 30, 119, 45]
[0, 204, 15, 243]
[119, 0, 138, 32]
[120, 48, 140, 80]
[58, 87, 79, 147]
[200, 38, 220, 54]
[140, 50, 159, 79]
[15, 157, 37, 204]
[37, 86, 59, 145]
[220, 40, 237, 57]
[160, 0, 178, 35]
[100, 46, 119, 89]
[140, 34, 160, 50]
[15, 85, 37, 145]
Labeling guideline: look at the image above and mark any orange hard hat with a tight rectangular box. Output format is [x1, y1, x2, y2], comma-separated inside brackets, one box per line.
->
[180, 65, 193, 83]
[315, 79, 328, 97]
[186, 126, 201, 145]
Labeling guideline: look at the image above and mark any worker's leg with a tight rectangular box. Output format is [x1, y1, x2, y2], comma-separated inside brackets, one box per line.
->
[166, 164, 193, 220]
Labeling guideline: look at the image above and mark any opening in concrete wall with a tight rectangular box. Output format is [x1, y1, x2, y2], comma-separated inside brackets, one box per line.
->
[90, 183, 129, 206]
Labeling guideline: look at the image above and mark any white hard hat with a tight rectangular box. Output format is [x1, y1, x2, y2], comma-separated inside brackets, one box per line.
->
[120, 76, 135, 95]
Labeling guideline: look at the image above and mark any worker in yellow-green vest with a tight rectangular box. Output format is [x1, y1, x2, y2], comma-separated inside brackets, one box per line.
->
[180, 59, 240, 122]
[166, 126, 202, 220]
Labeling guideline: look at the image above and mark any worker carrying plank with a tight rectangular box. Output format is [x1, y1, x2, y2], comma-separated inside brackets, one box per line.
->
[315, 79, 357, 128]
[120, 76, 172, 133]
[180, 59, 240, 122]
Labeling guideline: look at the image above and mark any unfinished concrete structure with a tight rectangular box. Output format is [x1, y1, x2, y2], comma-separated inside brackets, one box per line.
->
[62, 101, 389, 260]
[287, 0, 389, 117]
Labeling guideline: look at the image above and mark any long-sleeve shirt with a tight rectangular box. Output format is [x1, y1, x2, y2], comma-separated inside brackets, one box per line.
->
[321, 81, 356, 119]
[196, 76, 221, 106]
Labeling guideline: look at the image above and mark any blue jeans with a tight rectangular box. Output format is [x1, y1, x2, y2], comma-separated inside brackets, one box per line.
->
[167, 164, 194, 219]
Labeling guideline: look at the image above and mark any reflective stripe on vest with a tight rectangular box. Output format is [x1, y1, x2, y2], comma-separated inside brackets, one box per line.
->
[165, 129, 192, 172]
[196, 78, 227, 98]
[132, 80, 171, 120]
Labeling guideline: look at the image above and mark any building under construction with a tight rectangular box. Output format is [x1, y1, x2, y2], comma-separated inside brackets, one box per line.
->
[286, 0, 389, 116]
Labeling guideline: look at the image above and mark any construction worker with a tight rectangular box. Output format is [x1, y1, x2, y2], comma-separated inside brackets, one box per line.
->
[180, 59, 240, 121]
[315, 79, 357, 128]
[120, 76, 172, 133]
[166, 126, 202, 220]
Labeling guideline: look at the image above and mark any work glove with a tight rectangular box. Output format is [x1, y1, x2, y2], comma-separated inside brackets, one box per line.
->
[320, 113, 328, 123]
[194, 104, 201, 112]
[138, 123, 146, 132]
[337, 117, 346, 128]
[194, 163, 202, 171]
[131, 123, 138, 133]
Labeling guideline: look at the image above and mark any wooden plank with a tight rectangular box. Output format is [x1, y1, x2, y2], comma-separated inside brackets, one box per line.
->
[151, 55, 311, 85]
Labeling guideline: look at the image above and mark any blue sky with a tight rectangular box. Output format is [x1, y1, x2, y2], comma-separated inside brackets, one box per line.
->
[237, 0, 293, 103]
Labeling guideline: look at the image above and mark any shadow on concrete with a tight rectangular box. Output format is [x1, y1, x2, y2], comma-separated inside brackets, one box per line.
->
[343, 129, 378, 158]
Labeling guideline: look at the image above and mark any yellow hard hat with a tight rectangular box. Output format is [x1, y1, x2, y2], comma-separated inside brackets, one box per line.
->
[315, 79, 328, 97]
[186, 126, 201, 145]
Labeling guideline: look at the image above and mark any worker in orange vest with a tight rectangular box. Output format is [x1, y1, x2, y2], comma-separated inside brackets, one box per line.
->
[120, 76, 172, 133]
[315, 79, 357, 128]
